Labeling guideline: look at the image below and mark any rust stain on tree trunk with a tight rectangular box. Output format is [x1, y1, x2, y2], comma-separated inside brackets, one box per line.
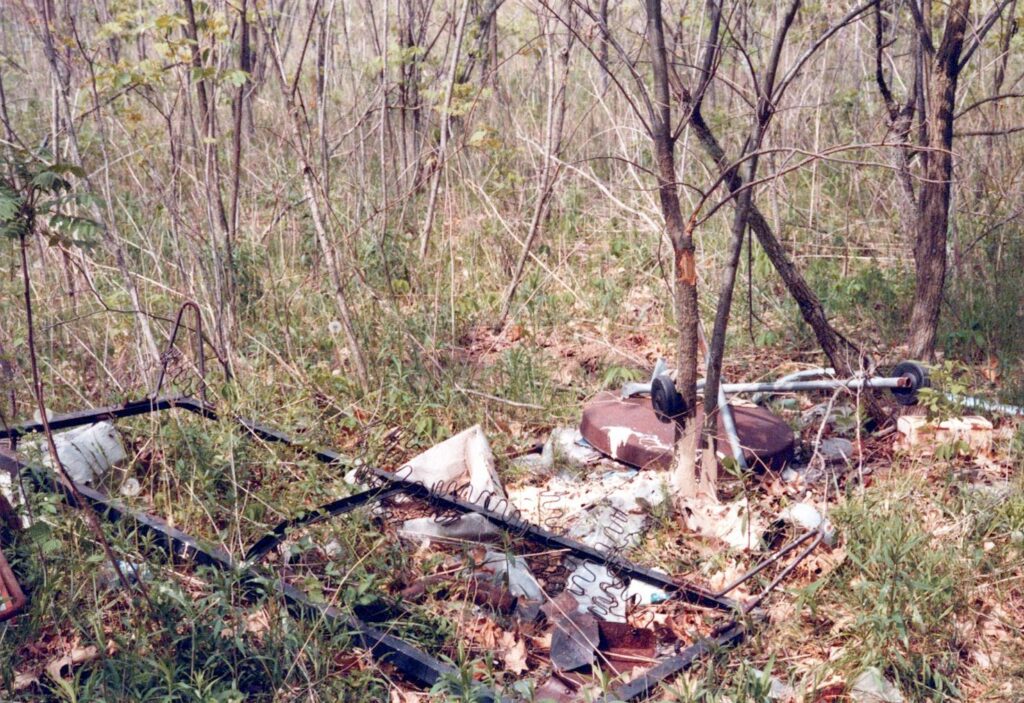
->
[675, 248, 697, 285]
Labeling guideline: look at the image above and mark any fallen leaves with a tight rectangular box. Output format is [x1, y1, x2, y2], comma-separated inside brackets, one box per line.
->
[14, 641, 99, 692]
[678, 497, 766, 551]
[500, 631, 529, 674]
[45, 644, 98, 683]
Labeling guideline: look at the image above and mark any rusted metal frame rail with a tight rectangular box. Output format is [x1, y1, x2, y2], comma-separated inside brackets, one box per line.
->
[0, 545, 28, 622]
[0, 449, 455, 694]
[2, 396, 747, 701]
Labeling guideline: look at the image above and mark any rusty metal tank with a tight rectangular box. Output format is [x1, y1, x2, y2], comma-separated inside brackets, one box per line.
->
[580, 391, 794, 471]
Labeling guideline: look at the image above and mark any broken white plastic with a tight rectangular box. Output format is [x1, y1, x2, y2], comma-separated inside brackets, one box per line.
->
[25, 422, 126, 485]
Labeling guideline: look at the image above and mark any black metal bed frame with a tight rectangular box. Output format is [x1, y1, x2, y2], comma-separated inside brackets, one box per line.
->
[0, 395, 745, 702]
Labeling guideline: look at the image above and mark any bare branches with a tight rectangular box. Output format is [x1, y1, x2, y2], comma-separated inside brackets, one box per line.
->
[419, 0, 472, 258]
[907, 0, 935, 54]
[959, 0, 1017, 69]
[773, 0, 877, 105]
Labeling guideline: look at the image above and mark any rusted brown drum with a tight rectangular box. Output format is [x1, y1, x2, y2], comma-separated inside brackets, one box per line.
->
[580, 391, 794, 471]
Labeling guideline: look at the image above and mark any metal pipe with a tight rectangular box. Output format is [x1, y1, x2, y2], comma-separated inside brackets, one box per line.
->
[948, 393, 1024, 417]
[717, 382, 747, 471]
[626, 369, 905, 399]
[741, 530, 824, 615]
[751, 367, 834, 404]
[712, 528, 820, 599]
[718, 376, 909, 394]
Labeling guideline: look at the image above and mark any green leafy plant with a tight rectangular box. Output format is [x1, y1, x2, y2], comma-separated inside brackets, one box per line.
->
[1, 147, 103, 246]
[916, 361, 968, 422]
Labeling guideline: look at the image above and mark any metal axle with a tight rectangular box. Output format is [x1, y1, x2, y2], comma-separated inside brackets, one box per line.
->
[715, 375, 911, 395]
[625, 371, 911, 398]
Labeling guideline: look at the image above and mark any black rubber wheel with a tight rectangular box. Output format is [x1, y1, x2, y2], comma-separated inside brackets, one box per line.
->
[891, 360, 930, 406]
[651, 373, 686, 423]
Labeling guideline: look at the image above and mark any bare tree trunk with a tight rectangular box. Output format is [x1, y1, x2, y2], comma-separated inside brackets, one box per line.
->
[598, 0, 609, 92]
[907, 0, 971, 360]
[229, 0, 251, 310]
[647, 0, 700, 498]
[873, 1, 919, 247]
[688, 110, 887, 423]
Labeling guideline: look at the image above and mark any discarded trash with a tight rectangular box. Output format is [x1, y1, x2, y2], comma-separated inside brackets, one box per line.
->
[0, 546, 27, 622]
[544, 591, 600, 671]
[850, 667, 905, 703]
[26, 422, 126, 484]
[598, 620, 656, 657]
[801, 402, 858, 434]
[466, 575, 518, 614]
[399, 513, 501, 542]
[550, 426, 602, 467]
[44, 644, 99, 685]
[120, 477, 142, 497]
[597, 620, 658, 675]
[396, 425, 506, 540]
[679, 497, 765, 551]
[896, 415, 993, 453]
[99, 560, 150, 589]
[0, 462, 30, 528]
[777, 503, 837, 547]
[626, 576, 670, 605]
[818, 437, 855, 464]
[482, 550, 544, 601]
[510, 450, 553, 473]
[581, 391, 794, 470]
[566, 562, 626, 621]
[567, 503, 646, 552]
[399, 424, 504, 502]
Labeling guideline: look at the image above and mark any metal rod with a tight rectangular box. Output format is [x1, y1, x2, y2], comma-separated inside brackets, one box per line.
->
[742, 530, 824, 615]
[716, 383, 748, 471]
[625, 372, 906, 399]
[606, 622, 745, 702]
[244, 485, 404, 564]
[948, 393, 1024, 417]
[713, 528, 820, 598]
[152, 301, 208, 404]
[697, 326, 748, 472]
[718, 376, 909, 394]
[752, 367, 835, 404]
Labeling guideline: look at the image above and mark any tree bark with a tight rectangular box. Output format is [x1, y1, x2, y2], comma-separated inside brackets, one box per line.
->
[907, 0, 971, 360]
[647, 0, 700, 497]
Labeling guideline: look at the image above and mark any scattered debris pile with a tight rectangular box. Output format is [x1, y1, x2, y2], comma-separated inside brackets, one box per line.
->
[0, 398, 751, 702]
[4, 356, 1019, 700]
